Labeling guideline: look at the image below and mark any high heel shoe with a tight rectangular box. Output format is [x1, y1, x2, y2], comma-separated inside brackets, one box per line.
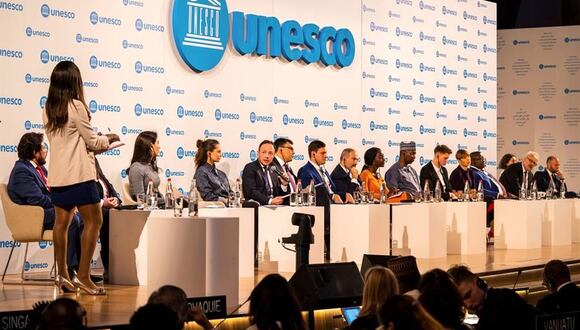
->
[73, 277, 106, 296]
[55, 275, 77, 294]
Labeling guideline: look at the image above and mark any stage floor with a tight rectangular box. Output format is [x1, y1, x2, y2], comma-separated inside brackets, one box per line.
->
[2, 244, 580, 328]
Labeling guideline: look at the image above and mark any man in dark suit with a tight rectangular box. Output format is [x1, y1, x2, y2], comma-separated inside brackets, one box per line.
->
[420, 144, 453, 201]
[7, 133, 82, 272]
[272, 138, 298, 199]
[534, 156, 566, 195]
[537, 259, 580, 314]
[297, 140, 343, 205]
[242, 140, 287, 205]
[499, 151, 539, 198]
[470, 152, 508, 229]
[330, 148, 359, 203]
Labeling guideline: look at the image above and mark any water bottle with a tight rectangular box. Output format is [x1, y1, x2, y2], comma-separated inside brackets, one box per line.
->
[463, 180, 470, 202]
[380, 182, 388, 204]
[296, 179, 303, 205]
[434, 181, 442, 202]
[188, 179, 199, 216]
[164, 178, 174, 209]
[308, 179, 316, 206]
[520, 183, 527, 200]
[146, 179, 156, 209]
[547, 180, 555, 199]
[423, 180, 432, 202]
[560, 179, 567, 199]
[530, 181, 538, 200]
[476, 181, 484, 202]
[361, 181, 369, 204]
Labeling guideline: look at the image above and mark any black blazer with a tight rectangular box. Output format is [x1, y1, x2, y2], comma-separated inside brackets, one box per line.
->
[241, 160, 284, 205]
[420, 161, 451, 201]
[499, 162, 533, 197]
[330, 164, 359, 201]
[536, 282, 580, 314]
[533, 170, 563, 194]
[95, 158, 122, 204]
[477, 288, 539, 330]
[272, 157, 298, 186]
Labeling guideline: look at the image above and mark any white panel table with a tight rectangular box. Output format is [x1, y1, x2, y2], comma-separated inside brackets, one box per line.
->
[494, 200, 544, 250]
[257, 206, 324, 273]
[330, 204, 389, 265]
[573, 199, 580, 243]
[542, 199, 573, 246]
[438, 202, 487, 255]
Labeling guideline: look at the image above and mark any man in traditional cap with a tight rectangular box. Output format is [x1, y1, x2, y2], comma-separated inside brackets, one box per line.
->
[384, 141, 421, 197]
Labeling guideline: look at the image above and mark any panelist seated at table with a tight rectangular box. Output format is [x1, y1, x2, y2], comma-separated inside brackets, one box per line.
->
[194, 139, 230, 203]
[359, 147, 389, 201]
[470, 152, 507, 201]
[534, 156, 567, 195]
[449, 149, 475, 193]
[385, 141, 421, 197]
[420, 144, 453, 201]
[499, 151, 539, 197]
[242, 140, 287, 206]
[297, 140, 343, 204]
[330, 148, 359, 203]
[127, 131, 164, 205]
[272, 138, 298, 195]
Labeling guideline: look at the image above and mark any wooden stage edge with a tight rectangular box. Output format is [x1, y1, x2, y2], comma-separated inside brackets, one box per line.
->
[2, 244, 580, 328]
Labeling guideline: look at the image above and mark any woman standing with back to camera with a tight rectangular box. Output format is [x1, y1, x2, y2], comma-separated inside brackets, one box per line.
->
[43, 61, 119, 295]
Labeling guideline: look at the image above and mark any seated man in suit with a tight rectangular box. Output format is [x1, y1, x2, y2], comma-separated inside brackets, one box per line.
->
[272, 138, 298, 196]
[330, 148, 359, 203]
[297, 140, 344, 205]
[470, 152, 507, 230]
[420, 144, 453, 201]
[499, 151, 539, 198]
[534, 156, 567, 196]
[385, 141, 421, 197]
[242, 140, 287, 205]
[7, 133, 82, 276]
[537, 259, 580, 314]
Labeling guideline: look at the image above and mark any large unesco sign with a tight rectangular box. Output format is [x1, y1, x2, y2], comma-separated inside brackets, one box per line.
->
[171, 0, 356, 71]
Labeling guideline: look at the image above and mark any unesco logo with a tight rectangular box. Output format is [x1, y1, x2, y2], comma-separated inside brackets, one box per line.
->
[250, 150, 257, 161]
[171, 0, 229, 72]
[39, 96, 47, 109]
[134, 104, 143, 116]
[214, 109, 222, 120]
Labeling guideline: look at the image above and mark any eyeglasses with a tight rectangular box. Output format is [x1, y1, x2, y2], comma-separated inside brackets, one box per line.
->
[281, 145, 294, 151]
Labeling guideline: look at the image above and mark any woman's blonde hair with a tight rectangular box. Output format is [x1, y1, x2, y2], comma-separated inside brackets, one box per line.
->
[359, 266, 400, 317]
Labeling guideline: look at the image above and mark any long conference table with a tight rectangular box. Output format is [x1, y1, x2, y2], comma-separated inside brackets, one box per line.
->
[109, 199, 580, 305]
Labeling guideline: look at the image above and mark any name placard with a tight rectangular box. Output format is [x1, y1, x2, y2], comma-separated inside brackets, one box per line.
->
[187, 295, 227, 319]
[536, 311, 580, 330]
[0, 310, 35, 330]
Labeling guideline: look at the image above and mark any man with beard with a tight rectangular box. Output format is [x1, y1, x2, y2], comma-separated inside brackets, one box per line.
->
[385, 141, 421, 197]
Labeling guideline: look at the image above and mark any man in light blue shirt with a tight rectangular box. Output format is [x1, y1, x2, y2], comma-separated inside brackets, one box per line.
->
[385, 141, 421, 196]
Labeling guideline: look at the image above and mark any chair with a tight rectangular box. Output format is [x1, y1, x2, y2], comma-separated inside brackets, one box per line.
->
[0, 183, 54, 283]
[122, 182, 137, 205]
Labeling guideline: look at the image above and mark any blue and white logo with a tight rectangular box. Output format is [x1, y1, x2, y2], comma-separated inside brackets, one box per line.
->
[0, 96, 23, 106]
[134, 103, 164, 117]
[40, 4, 75, 19]
[176, 106, 203, 118]
[250, 150, 257, 161]
[90, 11, 122, 26]
[89, 100, 121, 113]
[312, 117, 333, 128]
[463, 128, 478, 137]
[166, 127, 185, 136]
[282, 114, 304, 126]
[394, 123, 413, 133]
[214, 108, 239, 121]
[89, 56, 121, 70]
[40, 49, 74, 64]
[341, 119, 361, 130]
[419, 125, 436, 135]
[24, 120, 43, 131]
[171, 0, 229, 72]
[442, 126, 458, 136]
[26, 27, 50, 38]
[369, 121, 387, 131]
[240, 132, 257, 140]
[176, 146, 196, 159]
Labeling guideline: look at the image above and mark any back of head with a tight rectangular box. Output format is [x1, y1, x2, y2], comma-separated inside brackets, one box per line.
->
[360, 266, 400, 317]
[249, 274, 306, 330]
[147, 285, 189, 326]
[418, 269, 464, 328]
[379, 295, 443, 330]
[447, 264, 475, 286]
[543, 259, 571, 289]
[17, 132, 44, 161]
[129, 131, 158, 171]
[37, 298, 86, 330]
[45, 61, 85, 133]
[130, 304, 180, 330]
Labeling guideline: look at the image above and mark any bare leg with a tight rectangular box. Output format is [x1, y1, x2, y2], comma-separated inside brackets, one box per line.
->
[54, 207, 75, 280]
[76, 203, 103, 289]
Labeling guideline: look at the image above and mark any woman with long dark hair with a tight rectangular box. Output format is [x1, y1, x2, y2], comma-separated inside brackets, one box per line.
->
[359, 147, 389, 200]
[127, 131, 161, 199]
[43, 61, 118, 295]
[193, 139, 230, 202]
[498, 153, 517, 177]
[247, 274, 306, 330]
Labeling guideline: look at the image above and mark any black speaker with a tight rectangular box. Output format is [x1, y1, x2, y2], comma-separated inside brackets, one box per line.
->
[288, 262, 363, 310]
[361, 254, 421, 294]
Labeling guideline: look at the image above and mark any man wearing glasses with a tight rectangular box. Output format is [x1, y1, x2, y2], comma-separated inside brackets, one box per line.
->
[272, 138, 298, 194]
[499, 151, 539, 198]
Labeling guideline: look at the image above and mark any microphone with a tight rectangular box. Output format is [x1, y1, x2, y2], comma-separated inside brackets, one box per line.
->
[513, 269, 522, 290]
[269, 165, 286, 179]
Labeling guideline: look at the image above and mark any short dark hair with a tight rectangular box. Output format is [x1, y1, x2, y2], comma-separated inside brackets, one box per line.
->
[546, 156, 558, 165]
[498, 153, 515, 169]
[447, 264, 476, 285]
[455, 149, 469, 160]
[258, 140, 274, 150]
[470, 151, 482, 159]
[308, 140, 326, 157]
[544, 259, 571, 285]
[274, 138, 293, 151]
[147, 285, 189, 327]
[434, 144, 452, 155]
[17, 132, 44, 160]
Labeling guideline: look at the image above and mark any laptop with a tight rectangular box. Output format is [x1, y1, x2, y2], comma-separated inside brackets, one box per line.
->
[341, 306, 361, 325]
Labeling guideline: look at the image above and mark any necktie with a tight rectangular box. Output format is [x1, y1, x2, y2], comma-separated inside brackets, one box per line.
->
[262, 166, 273, 196]
[319, 166, 333, 193]
[36, 166, 50, 191]
[284, 164, 297, 191]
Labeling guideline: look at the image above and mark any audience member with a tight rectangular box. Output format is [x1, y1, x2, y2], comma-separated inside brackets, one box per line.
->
[497, 153, 517, 177]
[418, 269, 470, 330]
[352, 266, 399, 330]
[130, 304, 181, 330]
[420, 145, 453, 201]
[242, 140, 287, 205]
[194, 139, 231, 202]
[449, 149, 474, 193]
[8, 133, 83, 285]
[37, 298, 87, 330]
[378, 294, 443, 330]
[537, 260, 580, 314]
[499, 151, 539, 197]
[330, 148, 360, 203]
[359, 147, 388, 201]
[385, 141, 421, 197]
[43, 61, 114, 295]
[272, 138, 298, 196]
[148, 285, 213, 330]
[534, 156, 566, 195]
[247, 274, 306, 330]
[297, 140, 343, 204]
[128, 131, 162, 201]
[448, 265, 537, 330]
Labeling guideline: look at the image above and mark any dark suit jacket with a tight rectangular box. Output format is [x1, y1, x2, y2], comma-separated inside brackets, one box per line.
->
[95, 158, 121, 203]
[297, 161, 338, 206]
[242, 160, 284, 205]
[272, 157, 297, 184]
[471, 167, 501, 201]
[534, 170, 563, 194]
[7, 159, 54, 228]
[536, 282, 580, 314]
[330, 164, 359, 201]
[499, 162, 533, 197]
[419, 161, 451, 201]
[449, 165, 475, 192]
[477, 288, 539, 330]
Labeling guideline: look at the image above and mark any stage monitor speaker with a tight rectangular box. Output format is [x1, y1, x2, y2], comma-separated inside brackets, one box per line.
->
[361, 254, 420, 294]
[289, 262, 363, 310]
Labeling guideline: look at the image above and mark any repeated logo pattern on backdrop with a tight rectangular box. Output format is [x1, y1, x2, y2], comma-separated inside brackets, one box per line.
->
[0, 0, 495, 273]
[498, 26, 580, 189]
